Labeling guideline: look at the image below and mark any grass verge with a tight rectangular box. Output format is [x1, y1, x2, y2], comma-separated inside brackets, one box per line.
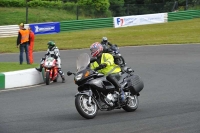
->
[0, 7, 89, 25]
[0, 63, 38, 73]
[0, 18, 200, 53]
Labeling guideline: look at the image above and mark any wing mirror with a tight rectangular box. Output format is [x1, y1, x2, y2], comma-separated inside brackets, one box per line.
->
[67, 71, 73, 76]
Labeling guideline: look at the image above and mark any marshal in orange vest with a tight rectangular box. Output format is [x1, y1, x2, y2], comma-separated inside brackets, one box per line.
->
[19, 29, 29, 44]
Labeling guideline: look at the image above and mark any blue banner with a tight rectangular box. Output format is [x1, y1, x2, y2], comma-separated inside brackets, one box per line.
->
[29, 22, 60, 35]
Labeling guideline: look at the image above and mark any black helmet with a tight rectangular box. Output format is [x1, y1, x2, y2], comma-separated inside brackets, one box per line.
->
[47, 41, 55, 49]
[102, 37, 108, 43]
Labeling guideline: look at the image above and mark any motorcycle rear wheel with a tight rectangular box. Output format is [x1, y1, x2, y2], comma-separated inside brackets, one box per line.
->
[75, 95, 98, 119]
[118, 56, 126, 66]
[46, 71, 50, 85]
[122, 95, 138, 112]
[114, 56, 126, 67]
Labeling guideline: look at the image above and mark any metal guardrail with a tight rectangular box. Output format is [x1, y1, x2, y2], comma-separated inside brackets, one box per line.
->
[168, 10, 200, 21]
[60, 17, 113, 32]
[0, 24, 29, 38]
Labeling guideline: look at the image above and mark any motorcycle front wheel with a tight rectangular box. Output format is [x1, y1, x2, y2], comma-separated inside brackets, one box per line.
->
[122, 95, 139, 112]
[75, 95, 98, 119]
[46, 71, 50, 85]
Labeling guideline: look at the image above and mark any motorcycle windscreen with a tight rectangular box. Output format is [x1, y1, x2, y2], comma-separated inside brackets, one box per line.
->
[76, 53, 90, 72]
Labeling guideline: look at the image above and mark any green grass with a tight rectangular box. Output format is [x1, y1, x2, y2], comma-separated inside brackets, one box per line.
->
[0, 7, 89, 25]
[0, 63, 38, 73]
[0, 18, 200, 53]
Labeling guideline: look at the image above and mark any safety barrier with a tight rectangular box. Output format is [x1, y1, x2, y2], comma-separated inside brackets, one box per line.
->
[0, 24, 29, 38]
[60, 17, 113, 32]
[0, 10, 200, 38]
[0, 69, 43, 89]
[0, 73, 5, 89]
[168, 10, 200, 21]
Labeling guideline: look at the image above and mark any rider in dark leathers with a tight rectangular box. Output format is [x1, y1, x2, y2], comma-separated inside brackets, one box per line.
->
[100, 37, 113, 53]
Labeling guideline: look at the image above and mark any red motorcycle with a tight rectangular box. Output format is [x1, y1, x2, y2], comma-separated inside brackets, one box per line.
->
[42, 56, 58, 85]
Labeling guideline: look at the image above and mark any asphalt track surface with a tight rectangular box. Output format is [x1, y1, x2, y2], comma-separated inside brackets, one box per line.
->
[0, 44, 200, 133]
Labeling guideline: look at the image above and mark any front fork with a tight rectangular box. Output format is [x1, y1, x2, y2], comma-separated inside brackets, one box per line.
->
[53, 68, 58, 79]
[75, 89, 93, 105]
[88, 90, 92, 105]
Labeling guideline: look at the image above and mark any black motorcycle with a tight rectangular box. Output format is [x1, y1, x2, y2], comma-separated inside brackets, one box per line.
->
[102, 44, 126, 68]
[67, 53, 144, 119]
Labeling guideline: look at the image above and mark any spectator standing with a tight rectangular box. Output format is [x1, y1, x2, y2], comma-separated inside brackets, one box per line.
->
[28, 27, 35, 64]
[17, 23, 30, 64]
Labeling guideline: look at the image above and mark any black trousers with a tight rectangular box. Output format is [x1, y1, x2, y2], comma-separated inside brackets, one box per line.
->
[106, 73, 121, 91]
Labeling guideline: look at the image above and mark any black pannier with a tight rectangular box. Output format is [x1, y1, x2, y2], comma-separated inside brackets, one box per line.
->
[127, 74, 144, 95]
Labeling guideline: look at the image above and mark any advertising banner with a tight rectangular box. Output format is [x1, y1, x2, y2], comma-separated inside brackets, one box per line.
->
[29, 22, 60, 35]
[114, 13, 165, 28]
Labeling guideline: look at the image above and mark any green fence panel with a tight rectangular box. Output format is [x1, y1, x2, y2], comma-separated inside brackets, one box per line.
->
[0, 73, 5, 90]
[60, 17, 113, 32]
[168, 10, 200, 21]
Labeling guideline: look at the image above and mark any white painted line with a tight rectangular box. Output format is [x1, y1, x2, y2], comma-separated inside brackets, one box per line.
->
[121, 43, 200, 48]
[0, 83, 45, 93]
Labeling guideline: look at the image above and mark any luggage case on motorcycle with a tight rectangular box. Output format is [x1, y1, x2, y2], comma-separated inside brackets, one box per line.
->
[127, 74, 144, 95]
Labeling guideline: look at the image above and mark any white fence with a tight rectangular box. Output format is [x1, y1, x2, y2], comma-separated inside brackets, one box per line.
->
[0, 24, 29, 38]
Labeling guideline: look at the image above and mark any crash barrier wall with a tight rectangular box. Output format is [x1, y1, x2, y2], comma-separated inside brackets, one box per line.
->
[60, 17, 113, 32]
[0, 73, 5, 89]
[0, 69, 43, 89]
[168, 10, 200, 21]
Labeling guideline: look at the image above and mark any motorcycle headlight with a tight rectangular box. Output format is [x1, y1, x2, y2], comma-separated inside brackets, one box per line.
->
[75, 73, 83, 81]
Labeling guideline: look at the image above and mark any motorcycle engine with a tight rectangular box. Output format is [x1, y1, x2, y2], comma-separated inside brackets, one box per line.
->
[104, 94, 113, 106]
[104, 92, 119, 107]
[106, 94, 115, 102]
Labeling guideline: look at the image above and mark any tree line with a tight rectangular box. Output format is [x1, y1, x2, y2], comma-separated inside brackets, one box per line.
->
[0, 0, 198, 17]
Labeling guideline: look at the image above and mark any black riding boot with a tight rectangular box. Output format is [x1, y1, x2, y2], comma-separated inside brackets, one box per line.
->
[35, 64, 43, 72]
[36, 58, 45, 72]
[58, 69, 65, 83]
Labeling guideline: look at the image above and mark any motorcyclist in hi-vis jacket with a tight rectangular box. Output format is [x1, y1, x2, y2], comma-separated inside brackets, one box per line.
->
[90, 42, 125, 104]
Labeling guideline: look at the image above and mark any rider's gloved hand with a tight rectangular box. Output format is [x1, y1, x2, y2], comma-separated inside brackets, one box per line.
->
[54, 55, 58, 59]
[94, 63, 107, 71]
[100, 63, 107, 68]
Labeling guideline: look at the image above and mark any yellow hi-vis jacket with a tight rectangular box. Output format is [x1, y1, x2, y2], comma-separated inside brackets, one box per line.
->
[90, 53, 121, 75]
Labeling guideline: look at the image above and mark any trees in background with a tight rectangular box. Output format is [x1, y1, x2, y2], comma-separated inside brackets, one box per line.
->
[0, 0, 198, 17]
